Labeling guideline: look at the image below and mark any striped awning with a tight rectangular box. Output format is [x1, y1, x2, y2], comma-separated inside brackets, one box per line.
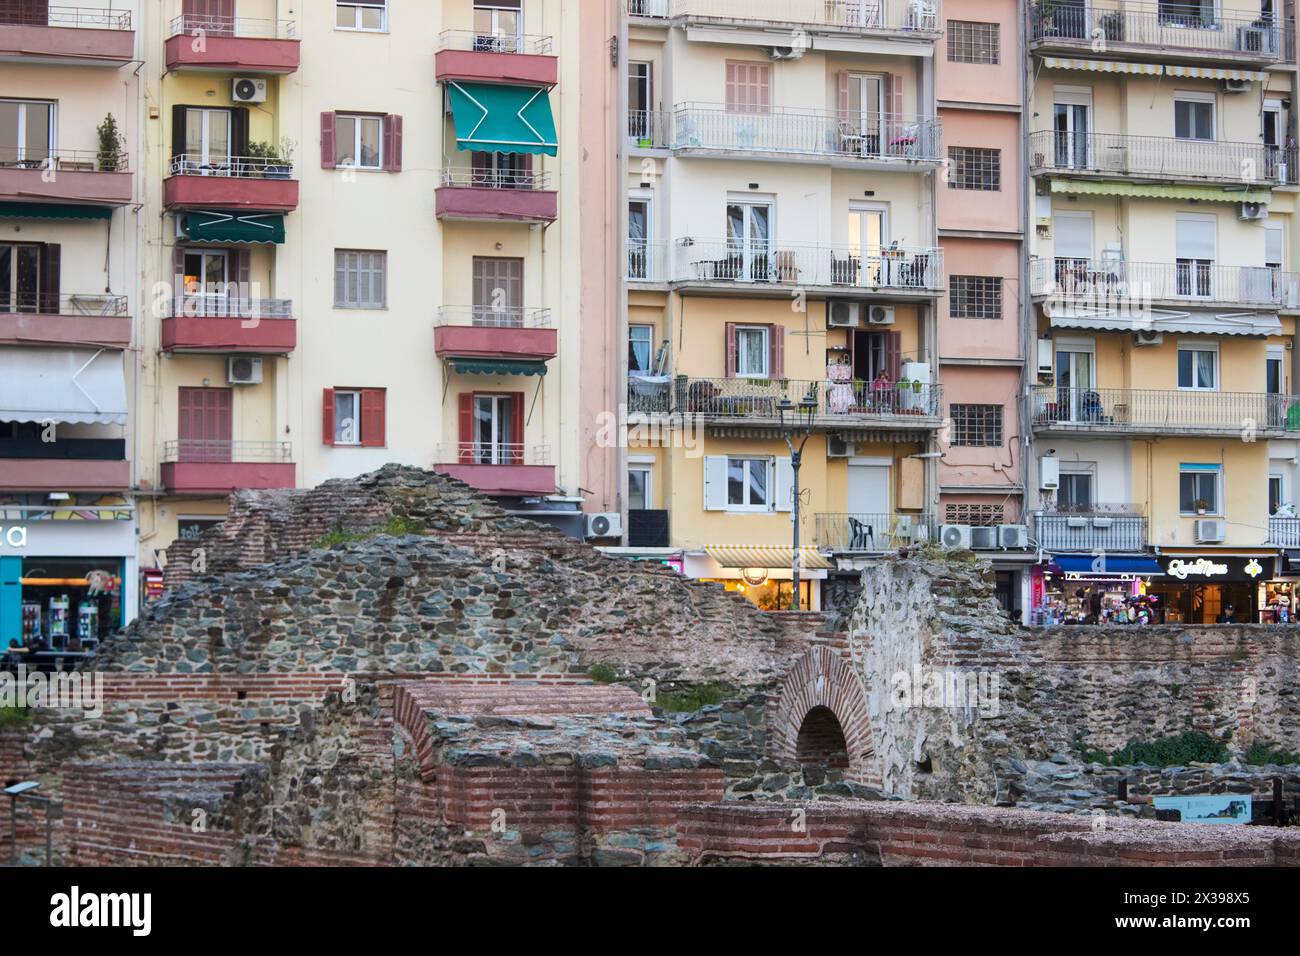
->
[1049, 179, 1272, 204]
[1165, 64, 1267, 82]
[1048, 309, 1283, 337]
[704, 545, 833, 571]
[1040, 57, 1162, 76]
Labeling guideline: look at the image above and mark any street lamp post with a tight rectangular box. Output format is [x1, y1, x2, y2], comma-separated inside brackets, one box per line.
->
[778, 391, 819, 611]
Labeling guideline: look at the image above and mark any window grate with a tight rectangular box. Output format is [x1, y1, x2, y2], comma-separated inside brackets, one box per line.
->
[950, 275, 1003, 319]
[949, 404, 1004, 447]
[947, 146, 1001, 191]
[947, 20, 1000, 64]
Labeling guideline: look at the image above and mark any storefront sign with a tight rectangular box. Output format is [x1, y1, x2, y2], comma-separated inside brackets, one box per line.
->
[1166, 558, 1229, 580]
[1160, 556, 1273, 582]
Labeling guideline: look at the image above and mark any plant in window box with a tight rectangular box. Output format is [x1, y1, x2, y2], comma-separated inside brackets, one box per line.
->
[97, 113, 124, 172]
[1194, 499, 1210, 516]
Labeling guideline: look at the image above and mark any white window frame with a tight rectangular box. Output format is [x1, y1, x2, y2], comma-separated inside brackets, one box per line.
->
[1178, 464, 1222, 516]
[627, 459, 654, 511]
[628, 323, 654, 373]
[628, 190, 653, 279]
[1176, 340, 1219, 391]
[336, 113, 384, 170]
[1269, 472, 1287, 515]
[337, 1, 388, 32]
[474, 1, 524, 48]
[1174, 92, 1216, 142]
[334, 390, 362, 446]
[734, 324, 770, 378]
[0, 99, 56, 165]
[726, 456, 773, 512]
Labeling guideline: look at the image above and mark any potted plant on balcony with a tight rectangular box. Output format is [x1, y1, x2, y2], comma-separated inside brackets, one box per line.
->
[248, 138, 295, 179]
[1194, 499, 1210, 516]
[97, 113, 124, 172]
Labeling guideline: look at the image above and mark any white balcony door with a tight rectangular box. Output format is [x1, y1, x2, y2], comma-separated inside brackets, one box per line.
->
[473, 394, 517, 463]
[1055, 342, 1095, 423]
[1052, 91, 1091, 170]
[0, 100, 54, 167]
[848, 205, 886, 287]
[848, 461, 891, 515]
[726, 201, 772, 282]
[847, 74, 886, 155]
[628, 196, 651, 279]
[1052, 210, 1093, 290]
[182, 249, 229, 315]
[185, 108, 231, 172]
[1176, 214, 1216, 298]
[473, 1, 523, 51]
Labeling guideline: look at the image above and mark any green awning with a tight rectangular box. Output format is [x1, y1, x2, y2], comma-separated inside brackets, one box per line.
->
[1049, 179, 1272, 204]
[446, 81, 558, 156]
[451, 358, 549, 377]
[182, 210, 286, 244]
[0, 202, 112, 221]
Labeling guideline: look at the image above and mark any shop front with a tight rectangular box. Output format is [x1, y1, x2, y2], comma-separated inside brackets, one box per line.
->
[686, 545, 830, 612]
[1149, 554, 1273, 625]
[1032, 554, 1164, 625]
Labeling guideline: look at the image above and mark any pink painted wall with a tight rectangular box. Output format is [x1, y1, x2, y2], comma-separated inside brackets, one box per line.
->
[938, 238, 1021, 361]
[938, 364, 1023, 501]
[934, 0, 1022, 107]
[937, 109, 1021, 234]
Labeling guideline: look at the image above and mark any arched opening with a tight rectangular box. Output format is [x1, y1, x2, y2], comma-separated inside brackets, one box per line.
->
[795, 706, 849, 769]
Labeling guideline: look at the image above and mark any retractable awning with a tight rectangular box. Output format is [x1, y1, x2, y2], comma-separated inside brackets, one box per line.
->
[1049, 179, 1272, 204]
[1048, 310, 1283, 337]
[1165, 65, 1267, 82]
[446, 81, 558, 156]
[705, 545, 834, 571]
[1040, 57, 1162, 76]
[451, 358, 549, 376]
[0, 202, 113, 221]
[0, 347, 127, 425]
[1050, 555, 1163, 576]
[182, 210, 286, 244]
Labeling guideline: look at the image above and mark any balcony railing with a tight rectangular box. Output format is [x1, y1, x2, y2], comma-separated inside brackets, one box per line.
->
[627, 0, 670, 17]
[0, 5, 132, 29]
[1268, 516, 1300, 547]
[1032, 386, 1300, 434]
[675, 238, 943, 291]
[1034, 510, 1149, 553]
[163, 440, 292, 464]
[1029, 2, 1284, 61]
[670, 0, 939, 33]
[436, 306, 553, 328]
[816, 512, 938, 552]
[1030, 256, 1300, 308]
[440, 166, 553, 190]
[436, 443, 553, 466]
[163, 296, 293, 319]
[0, 292, 126, 315]
[628, 239, 670, 282]
[671, 104, 942, 164]
[169, 154, 295, 179]
[168, 14, 296, 39]
[1029, 129, 1295, 185]
[0, 436, 124, 461]
[436, 29, 553, 55]
[0, 145, 126, 172]
[671, 376, 944, 422]
[628, 109, 672, 147]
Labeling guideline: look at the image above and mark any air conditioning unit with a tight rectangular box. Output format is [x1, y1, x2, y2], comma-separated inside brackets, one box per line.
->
[1240, 202, 1269, 221]
[232, 77, 268, 104]
[970, 526, 998, 550]
[1195, 519, 1226, 544]
[911, 523, 931, 544]
[940, 524, 972, 550]
[767, 45, 804, 60]
[827, 434, 854, 458]
[585, 512, 623, 540]
[1222, 78, 1251, 94]
[827, 301, 860, 328]
[998, 524, 1029, 549]
[1134, 329, 1164, 346]
[866, 304, 895, 326]
[227, 356, 263, 385]
[1040, 455, 1060, 491]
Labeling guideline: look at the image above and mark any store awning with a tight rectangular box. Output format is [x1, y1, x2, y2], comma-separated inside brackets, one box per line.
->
[1050, 554, 1163, 576]
[1284, 550, 1300, 572]
[446, 81, 558, 156]
[0, 202, 113, 221]
[1165, 64, 1267, 82]
[182, 210, 286, 244]
[1049, 179, 1272, 204]
[451, 358, 549, 376]
[1048, 309, 1283, 337]
[1040, 57, 1162, 76]
[705, 545, 834, 571]
[0, 347, 127, 425]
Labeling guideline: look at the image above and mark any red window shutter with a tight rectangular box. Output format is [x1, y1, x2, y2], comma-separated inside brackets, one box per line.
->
[360, 389, 386, 447]
[322, 388, 335, 446]
[725, 321, 737, 377]
[458, 393, 474, 463]
[320, 112, 337, 169]
[770, 324, 784, 379]
[510, 393, 525, 464]
[886, 331, 902, 383]
[384, 115, 403, 171]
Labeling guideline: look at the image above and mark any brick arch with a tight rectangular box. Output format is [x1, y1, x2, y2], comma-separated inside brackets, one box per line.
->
[770, 646, 878, 787]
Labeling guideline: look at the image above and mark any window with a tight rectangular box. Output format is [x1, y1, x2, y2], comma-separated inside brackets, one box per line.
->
[1175, 214, 1215, 297]
[628, 197, 652, 279]
[177, 516, 225, 541]
[474, 1, 523, 51]
[0, 99, 54, 166]
[1179, 465, 1220, 514]
[947, 146, 1000, 190]
[628, 62, 653, 140]
[947, 20, 999, 64]
[472, 393, 520, 463]
[1160, 0, 1215, 29]
[725, 61, 771, 114]
[628, 466, 652, 510]
[1057, 473, 1093, 512]
[335, 113, 383, 168]
[725, 200, 773, 281]
[727, 457, 771, 510]
[178, 387, 232, 462]
[337, 1, 386, 31]
[950, 276, 1003, 319]
[0, 243, 46, 313]
[325, 388, 386, 448]
[734, 325, 769, 377]
[1174, 96, 1214, 141]
[1177, 345, 1218, 390]
[334, 250, 387, 308]
[472, 256, 523, 326]
[629, 324, 654, 373]
[1270, 475, 1284, 515]
[950, 404, 1004, 447]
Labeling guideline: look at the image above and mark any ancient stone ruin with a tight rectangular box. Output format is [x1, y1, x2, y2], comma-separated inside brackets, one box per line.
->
[3, 465, 1298, 866]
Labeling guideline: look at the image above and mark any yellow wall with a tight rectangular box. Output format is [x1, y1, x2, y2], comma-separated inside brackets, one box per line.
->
[1132, 439, 1270, 547]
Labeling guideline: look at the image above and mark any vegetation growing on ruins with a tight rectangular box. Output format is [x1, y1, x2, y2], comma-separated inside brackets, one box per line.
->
[312, 516, 427, 549]
[1245, 741, 1300, 766]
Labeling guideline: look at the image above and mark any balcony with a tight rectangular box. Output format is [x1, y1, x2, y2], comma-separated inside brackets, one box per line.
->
[160, 297, 295, 354]
[435, 167, 556, 223]
[0, 293, 128, 348]
[164, 154, 299, 212]
[1031, 386, 1300, 438]
[0, 4, 133, 66]
[1029, 130, 1295, 187]
[1033, 507, 1149, 553]
[627, 239, 670, 285]
[160, 440, 295, 495]
[816, 512, 938, 553]
[164, 14, 300, 74]
[1029, 2, 1286, 66]
[0, 146, 131, 205]
[669, 0, 940, 37]
[645, 377, 944, 431]
[0, 436, 127, 492]
[627, 0, 670, 19]
[434, 444, 556, 496]
[434, 31, 557, 87]
[1268, 516, 1300, 547]
[1030, 256, 1300, 309]
[434, 308, 556, 361]
[668, 104, 943, 168]
[673, 238, 943, 295]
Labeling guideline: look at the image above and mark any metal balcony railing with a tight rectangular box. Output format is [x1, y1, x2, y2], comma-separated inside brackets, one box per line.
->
[627, 0, 670, 17]
[817, 512, 938, 552]
[1033, 510, 1149, 552]
[671, 104, 943, 163]
[1029, 129, 1295, 185]
[0, 4, 132, 29]
[1030, 256, 1300, 308]
[628, 109, 672, 147]
[675, 238, 943, 291]
[1029, 2, 1284, 60]
[163, 440, 293, 464]
[1268, 516, 1300, 547]
[436, 443, 553, 466]
[627, 239, 670, 282]
[436, 29, 553, 55]
[0, 292, 126, 315]
[168, 14, 296, 39]
[0, 145, 127, 172]
[1032, 386, 1300, 434]
[440, 166, 553, 190]
[436, 306, 553, 328]
[169, 154, 295, 179]
[671, 0, 939, 33]
[673, 377, 944, 421]
[164, 296, 293, 319]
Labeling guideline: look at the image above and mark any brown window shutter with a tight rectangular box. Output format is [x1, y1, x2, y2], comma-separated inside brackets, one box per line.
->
[322, 388, 335, 446]
[320, 112, 337, 169]
[383, 114, 403, 172]
[360, 389, 386, 447]
[769, 324, 784, 379]
[458, 393, 474, 463]
[886, 331, 902, 383]
[725, 321, 737, 377]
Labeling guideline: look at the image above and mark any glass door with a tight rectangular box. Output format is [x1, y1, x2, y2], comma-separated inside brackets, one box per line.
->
[473, 2, 522, 52]
[182, 250, 229, 316]
[0, 244, 41, 313]
[628, 198, 650, 279]
[1053, 100, 1090, 169]
[473, 394, 518, 463]
[725, 202, 772, 282]
[847, 206, 886, 287]
[1056, 347, 1095, 423]
[0, 100, 53, 168]
[846, 74, 885, 157]
[184, 108, 232, 173]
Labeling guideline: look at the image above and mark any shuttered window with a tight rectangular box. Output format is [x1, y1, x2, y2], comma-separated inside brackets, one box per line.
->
[725, 61, 771, 114]
[334, 249, 387, 308]
[322, 387, 386, 447]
